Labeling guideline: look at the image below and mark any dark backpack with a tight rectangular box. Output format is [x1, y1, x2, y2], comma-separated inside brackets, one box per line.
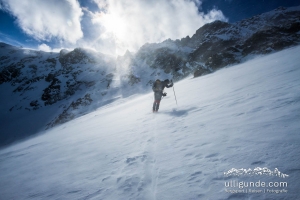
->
[152, 79, 162, 92]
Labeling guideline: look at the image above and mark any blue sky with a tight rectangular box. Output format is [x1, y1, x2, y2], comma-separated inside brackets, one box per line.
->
[0, 0, 299, 56]
[201, 0, 299, 22]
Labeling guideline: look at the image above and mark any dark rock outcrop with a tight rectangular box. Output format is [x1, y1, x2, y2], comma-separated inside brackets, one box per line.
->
[128, 6, 300, 79]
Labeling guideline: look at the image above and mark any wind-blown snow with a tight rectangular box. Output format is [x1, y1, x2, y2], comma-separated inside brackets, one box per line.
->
[0, 46, 300, 199]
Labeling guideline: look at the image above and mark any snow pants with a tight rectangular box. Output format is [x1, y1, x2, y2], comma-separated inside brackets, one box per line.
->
[153, 92, 162, 111]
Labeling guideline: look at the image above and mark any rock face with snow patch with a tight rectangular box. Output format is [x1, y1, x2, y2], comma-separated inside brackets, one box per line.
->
[0, 44, 118, 146]
[124, 6, 300, 79]
[0, 44, 116, 109]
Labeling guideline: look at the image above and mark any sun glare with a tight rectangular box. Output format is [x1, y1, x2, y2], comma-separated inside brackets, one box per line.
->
[93, 10, 128, 55]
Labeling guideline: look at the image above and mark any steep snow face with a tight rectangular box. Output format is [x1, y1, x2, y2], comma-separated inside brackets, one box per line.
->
[0, 43, 122, 146]
[0, 46, 299, 199]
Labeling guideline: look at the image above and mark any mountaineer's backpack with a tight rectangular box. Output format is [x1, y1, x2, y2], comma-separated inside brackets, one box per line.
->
[152, 79, 162, 92]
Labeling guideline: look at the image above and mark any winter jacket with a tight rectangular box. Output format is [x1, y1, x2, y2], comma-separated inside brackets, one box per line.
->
[152, 80, 173, 93]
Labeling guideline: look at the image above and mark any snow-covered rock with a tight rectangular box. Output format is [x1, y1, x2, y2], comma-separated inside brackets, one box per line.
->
[129, 6, 300, 78]
[0, 44, 118, 146]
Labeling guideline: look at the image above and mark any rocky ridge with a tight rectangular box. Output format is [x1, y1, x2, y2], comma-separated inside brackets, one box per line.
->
[126, 6, 300, 80]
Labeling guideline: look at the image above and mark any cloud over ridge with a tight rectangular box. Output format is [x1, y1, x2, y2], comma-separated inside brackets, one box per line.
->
[1, 0, 227, 55]
[90, 0, 227, 55]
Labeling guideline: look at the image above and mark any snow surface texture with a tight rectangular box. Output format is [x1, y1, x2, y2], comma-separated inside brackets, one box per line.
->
[0, 46, 300, 199]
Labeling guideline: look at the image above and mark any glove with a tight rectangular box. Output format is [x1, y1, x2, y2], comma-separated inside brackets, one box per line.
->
[162, 92, 167, 97]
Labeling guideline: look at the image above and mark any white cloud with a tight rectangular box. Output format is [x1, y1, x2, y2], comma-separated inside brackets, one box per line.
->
[38, 43, 52, 52]
[2, 0, 83, 44]
[89, 0, 227, 55]
[1, 0, 227, 56]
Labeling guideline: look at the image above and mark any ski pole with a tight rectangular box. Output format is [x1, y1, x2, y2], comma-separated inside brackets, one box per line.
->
[172, 81, 178, 105]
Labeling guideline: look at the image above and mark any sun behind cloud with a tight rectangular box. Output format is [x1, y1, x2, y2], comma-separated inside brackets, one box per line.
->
[89, 0, 227, 55]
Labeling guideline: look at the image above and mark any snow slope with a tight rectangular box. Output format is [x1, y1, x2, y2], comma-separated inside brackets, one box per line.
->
[0, 46, 300, 199]
[2, 6, 300, 146]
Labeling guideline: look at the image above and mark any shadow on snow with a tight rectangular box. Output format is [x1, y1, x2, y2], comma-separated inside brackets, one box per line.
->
[159, 107, 198, 117]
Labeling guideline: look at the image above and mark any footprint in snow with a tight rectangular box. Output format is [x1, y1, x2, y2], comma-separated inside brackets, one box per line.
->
[184, 153, 193, 157]
[201, 142, 210, 146]
[189, 171, 202, 181]
[251, 161, 265, 165]
[205, 153, 219, 158]
[102, 176, 110, 182]
[125, 155, 147, 164]
[195, 153, 203, 159]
